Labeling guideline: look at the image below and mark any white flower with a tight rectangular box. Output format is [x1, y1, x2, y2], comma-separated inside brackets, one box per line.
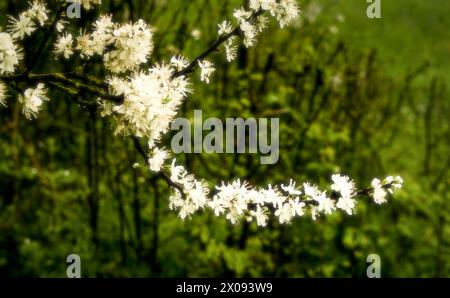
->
[198, 60, 215, 84]
[281, 179, 302, 196]
[239, 21, 257, 48]
[371, 178, 387, 204]
[0, 32, 22, 75]
[225, 39, 238, 62]
[18, 83, 49, 119]
[249, 0, 262, 11]
[314, 191, 335, 215]
[250, 205, 268, 227]
[214, 180, 252, 221]
[331, 174, 356, 199]
[233, 8, 252, 23]
[275, 203, 293, 224]
[332, 174, 356, 215]
[261, 184, 285, 209]
[54, 33, 74, 59]
[170, 55, 189, 71]
[104, 19, 153, 73]
[111, 64, 189, 146]
[76, 30, 96, 58]
[276, 0, 300, 28]
[385, 176, 403, 192]
[90, 14, 114, 55]
[290, 197, 305, 216]
[0, 81, 8, 107]
[56, 20, 68, 32]
[303, 182, 319, 198]
[250, 0, 278, 13]
[208, 196, 226, 216]
[218, 20, 233, 36]
[94, 14, 114, 36]
[168, 159, 210, 220]
[25, 0, 49, 26]
[148, 147, 169, 172]
[255, 15, 268, 32]
[8, 13, 36, 39]
[336, 196, 356, 215]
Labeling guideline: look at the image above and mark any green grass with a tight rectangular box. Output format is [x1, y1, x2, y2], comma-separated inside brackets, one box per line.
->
[317, 0, 450, 81]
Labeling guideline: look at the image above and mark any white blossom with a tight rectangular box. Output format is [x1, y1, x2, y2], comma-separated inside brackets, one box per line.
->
[56, 20, 68, 32]
[8, 14, 36, 39]
[332, 174, 356, 215]
[275, 0, 300, 28]
[275, 203, 294, 224]
[54, 33, 74, 59]
[0, 32, 23, 75]
[25, 0, 49, 26]
[198, 60, 215, 84]
[90, 14, 114, 55]
[74, 16, 152, 72]
[281, 179, 302, 196]
[250, 0, 278, 12]
[261, 184, 285, 209]
[249, 205, 268, 227]
[255, 15, 269, 32]
[224, 39, 238, 62]
[218, 20, 233, 36]
[240, 21, 257, 48]
[111, 64, 190, 146]
[0, 81, 8, 107]
[336, 196, 356, 215]
[168, 159, 210, 219]
[331, 174, 356, 199]
[290, 197, 306, 216]
[166, 161, 402, 225]
[385, 176, 403, 192]
[233, 8, 252, 23]
[148, 147, 169, 172]
[18, 83, 49, 119]
[303, 182, 319, 198]
[314, 191, 335, 215]
[170, 55, 189, 71]
[104, 19, 153, 73]
[75, 30, 93, 58]
[371, 178, 387, 204]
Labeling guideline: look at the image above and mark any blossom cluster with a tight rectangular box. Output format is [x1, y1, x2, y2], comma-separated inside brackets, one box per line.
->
[163, 159, 403, 226]
[18, 83, 50, 119]
[0, 1, 405, 227]
[206, 0, 300, 82]
[0, 32, 22, 75]
[8, 0, 48, 39]
[56, 15, 153, 74]
[0, 1, 52, 117]
[105, 64, 190, 147]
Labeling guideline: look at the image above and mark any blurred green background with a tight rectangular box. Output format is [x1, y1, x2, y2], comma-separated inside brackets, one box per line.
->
[0, 0, 449, 277]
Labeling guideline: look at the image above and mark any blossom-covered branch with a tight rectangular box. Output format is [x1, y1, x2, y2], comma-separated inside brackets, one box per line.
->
[0, 0, 404, 227]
